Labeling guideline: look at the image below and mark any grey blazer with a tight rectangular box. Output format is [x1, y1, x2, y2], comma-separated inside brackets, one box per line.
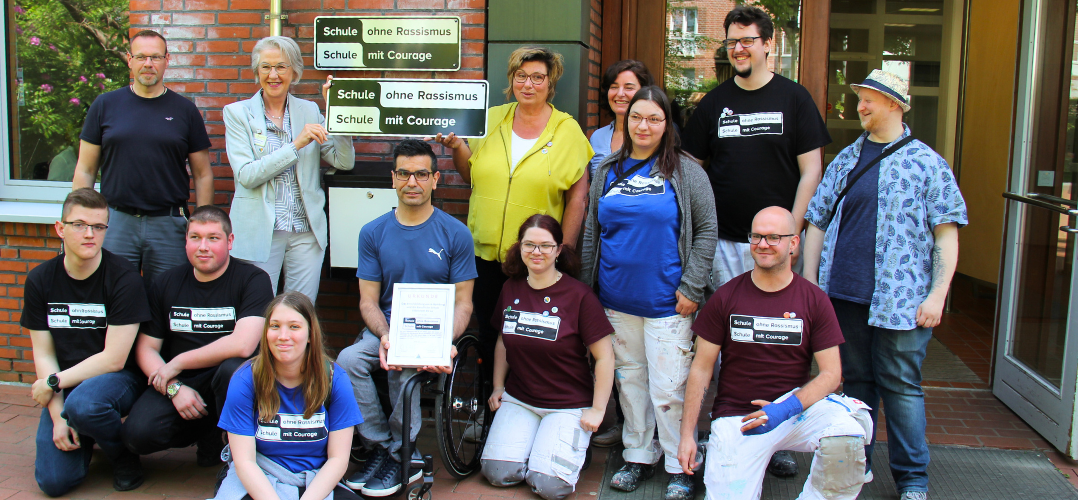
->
[580, 153, 718, 305]
[224, 92, 355, 263]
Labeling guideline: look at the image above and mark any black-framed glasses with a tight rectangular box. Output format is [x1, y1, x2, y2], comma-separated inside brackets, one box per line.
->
[130, 54, 166, 63]
[258, 63, 292, 75]
[628, 113, 666, 126]
[521, 242, 557, 254]
[63, 221, 108, 233]
[513, 71, 548, 85]
[394, 169, 433, 182]
[748, 233, 794, 245]
[722, 36, 763, 50]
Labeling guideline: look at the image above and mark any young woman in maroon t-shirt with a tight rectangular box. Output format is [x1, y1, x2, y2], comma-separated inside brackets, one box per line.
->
[479, 214, 615, 500]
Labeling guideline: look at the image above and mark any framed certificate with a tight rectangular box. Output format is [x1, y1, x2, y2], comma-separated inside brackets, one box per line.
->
[386, 283, 455, 368]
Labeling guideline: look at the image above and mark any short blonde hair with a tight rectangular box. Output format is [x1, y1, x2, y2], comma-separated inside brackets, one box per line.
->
[251, 36, 303, 86]
[503, 46, 564, 103]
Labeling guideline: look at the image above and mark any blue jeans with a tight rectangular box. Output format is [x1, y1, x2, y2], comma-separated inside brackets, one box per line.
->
[831, 298, 931, 494]
[35, 370, 144, 497]
[103, 208, 188, 285]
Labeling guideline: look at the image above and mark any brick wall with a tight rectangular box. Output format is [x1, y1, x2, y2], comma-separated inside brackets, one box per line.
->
[0, 0, 606, 383]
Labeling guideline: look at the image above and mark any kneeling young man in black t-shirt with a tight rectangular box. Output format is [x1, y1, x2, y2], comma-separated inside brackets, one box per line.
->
[24, 188, 152, 495]
[677, 207, 872, 500]
[121, 206, 274, 465]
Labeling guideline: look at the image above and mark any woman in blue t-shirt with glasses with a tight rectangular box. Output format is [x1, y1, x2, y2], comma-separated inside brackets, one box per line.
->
[580, 86, 717, 500]
[214, 292, 363, 500]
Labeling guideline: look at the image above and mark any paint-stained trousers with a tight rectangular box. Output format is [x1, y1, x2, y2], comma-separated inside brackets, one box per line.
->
[606, 310, 694, 473]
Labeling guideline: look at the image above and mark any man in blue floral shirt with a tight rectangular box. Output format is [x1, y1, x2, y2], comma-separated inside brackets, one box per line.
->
[802, 70, 967, 500]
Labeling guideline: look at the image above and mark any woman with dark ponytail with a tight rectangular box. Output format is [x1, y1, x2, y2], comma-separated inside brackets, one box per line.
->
[480, 215, 614, 500]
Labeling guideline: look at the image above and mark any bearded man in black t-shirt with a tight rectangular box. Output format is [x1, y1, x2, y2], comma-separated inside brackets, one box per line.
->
[24, 188, 152, 495]
[681, 6, 832, 476]
[120, 206, 273, 466]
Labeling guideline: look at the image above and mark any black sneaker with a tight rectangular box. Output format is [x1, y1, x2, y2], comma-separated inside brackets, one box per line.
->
[113, 451, 144, 491]
[665, 473, 694, 500]
[360, 458, 422, 497]
[196, 431, 225, 467]
[344, 447, 390, 490]
[767, 450, 798, 477]
[610, 462, 654, 492]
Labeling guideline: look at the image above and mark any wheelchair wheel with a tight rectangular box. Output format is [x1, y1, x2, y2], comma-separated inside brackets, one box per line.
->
[435, 334, 491, 479]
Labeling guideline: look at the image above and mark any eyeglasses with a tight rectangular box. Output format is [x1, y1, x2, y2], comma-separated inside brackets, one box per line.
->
[513, 71, 548, 85]
[722, 36, 763, 50]
[258, 63, 292, 75]
[628, 113, 666, 126]
[394, 169, 433, 182]
[63, 221, 108, 233]
[748, 233, 794, 245]
[521, 242, 558, 254]
[130, 54, 166, 63]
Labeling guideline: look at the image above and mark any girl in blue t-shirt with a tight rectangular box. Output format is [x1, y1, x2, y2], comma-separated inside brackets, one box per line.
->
[215, 292, 363, 500]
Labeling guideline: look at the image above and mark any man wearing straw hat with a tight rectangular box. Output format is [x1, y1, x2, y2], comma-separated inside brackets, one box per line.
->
[802, 70, 967, 500]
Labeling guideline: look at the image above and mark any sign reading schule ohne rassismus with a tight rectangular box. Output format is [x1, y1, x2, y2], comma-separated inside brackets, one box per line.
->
[314, 16, 461, 71]
[326, 78, 488, 138]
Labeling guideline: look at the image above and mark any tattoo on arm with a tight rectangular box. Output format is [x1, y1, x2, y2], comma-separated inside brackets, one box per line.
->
[929, 244, 945, 292]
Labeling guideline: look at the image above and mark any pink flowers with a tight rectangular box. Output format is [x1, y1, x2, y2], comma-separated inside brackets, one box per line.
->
[79, 76, 87, 82]
[29, 36, 40, 46]
[13, 5, 25, 14]
[69, 98, 80, 105]
[95, 73, 105, 79]
[39, 84, 52, 92]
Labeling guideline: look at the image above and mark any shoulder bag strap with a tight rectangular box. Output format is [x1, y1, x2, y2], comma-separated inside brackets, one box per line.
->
[825, 136, 916, 228]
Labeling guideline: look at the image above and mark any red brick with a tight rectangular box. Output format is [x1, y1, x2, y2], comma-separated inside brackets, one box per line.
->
[209, 27, 251, 39]
[197, 41, 241, 53]
[13, 361, 33, 373]
[171, 54, 206, 66]
[925, 433, 981, 446]
[399, 0, 445, 8]
[20, 250, 57, 261]
[195, 68, 239, 80]
[207, 55, 249, 67]
[349, 0, 394, 7]
[130, 13, 151, 25]
[131, 0, 163, 9]
[207, 82, 228, 93]
[11, 338, 31, 348]
[172, 13, 216, 25]
[0, 299, 18, 310]
[0, 373, 18, 382]
[218, 12, 262, 24]
[185, 0, 228, 8]
[167, 41, 195, 53]
[0, 262, 26, 273]
[448, 0, 485, 7]
[6, 237, 44, 247]
[164, 0, 183, 8]
[163, 26, 206, 39]
[460, 12, 485, 24]
[0, 249, 15, 259]
[230, 0, 266, 8]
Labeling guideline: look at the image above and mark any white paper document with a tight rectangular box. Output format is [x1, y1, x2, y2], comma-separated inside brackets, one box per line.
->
[386, 283, 455, 368]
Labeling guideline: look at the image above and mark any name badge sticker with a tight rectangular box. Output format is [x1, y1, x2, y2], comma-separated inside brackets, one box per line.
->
[47, 303, 107, 329]
[501, 309, 561, 341]
[169, 307, 237, 334]
[256, 412, 328, 442]
[729, 314, 803, 346]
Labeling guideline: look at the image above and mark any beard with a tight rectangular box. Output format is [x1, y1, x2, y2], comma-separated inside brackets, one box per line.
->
[136, 72, 159, 86]
[733, 64, 753, 79]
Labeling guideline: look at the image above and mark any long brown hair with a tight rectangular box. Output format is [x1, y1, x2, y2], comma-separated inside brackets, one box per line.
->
[502, 214, 580, 279]
[252, 292, 331, 421]
[614, 85, 683, 179]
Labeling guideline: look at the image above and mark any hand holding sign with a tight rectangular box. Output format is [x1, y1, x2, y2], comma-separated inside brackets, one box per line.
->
[294, 123, 329, 150]
[322, 75, 334, 103]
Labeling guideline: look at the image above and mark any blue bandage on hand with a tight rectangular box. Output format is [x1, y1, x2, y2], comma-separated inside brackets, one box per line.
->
[742, 396, 804, 435]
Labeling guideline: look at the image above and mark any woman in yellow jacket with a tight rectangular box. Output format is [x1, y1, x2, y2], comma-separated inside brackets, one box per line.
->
[434, 46, 593, 381]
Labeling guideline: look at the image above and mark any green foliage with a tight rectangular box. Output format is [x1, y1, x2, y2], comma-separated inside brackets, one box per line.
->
[13, 0, 129, 175]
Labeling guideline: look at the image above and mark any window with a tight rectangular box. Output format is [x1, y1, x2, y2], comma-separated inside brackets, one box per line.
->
[2, 1, 129, 202]
[670, 8, 699, 56]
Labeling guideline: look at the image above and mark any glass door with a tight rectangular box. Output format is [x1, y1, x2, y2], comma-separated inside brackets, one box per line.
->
[995, 0, 1078, 457]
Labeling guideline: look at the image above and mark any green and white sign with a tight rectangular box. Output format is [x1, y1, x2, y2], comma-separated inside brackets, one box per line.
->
[326, 78, 488, 138]
[314, 16, 461, 71]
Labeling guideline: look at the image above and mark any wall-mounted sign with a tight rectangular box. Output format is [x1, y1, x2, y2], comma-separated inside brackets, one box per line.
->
[314, 16, 461, 71]
[326, 78, 488, 138]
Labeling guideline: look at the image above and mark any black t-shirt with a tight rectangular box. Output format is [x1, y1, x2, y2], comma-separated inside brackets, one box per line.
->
[682, 75, 831, 241]
[21, 249, 151, 372]
[145, 259, 273, 380]
[80, 87, 212, 211]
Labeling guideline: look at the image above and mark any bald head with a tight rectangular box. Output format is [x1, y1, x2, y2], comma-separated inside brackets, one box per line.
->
[749, 206, 798, 275]
[752, 206, 797, 235]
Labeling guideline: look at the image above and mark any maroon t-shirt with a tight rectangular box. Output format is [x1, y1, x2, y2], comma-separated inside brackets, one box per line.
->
[693, 272, 844, 418]
[492, 276, 614, 409]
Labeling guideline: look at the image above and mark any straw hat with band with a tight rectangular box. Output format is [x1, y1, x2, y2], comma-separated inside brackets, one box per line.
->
[850, 69, 911, 113]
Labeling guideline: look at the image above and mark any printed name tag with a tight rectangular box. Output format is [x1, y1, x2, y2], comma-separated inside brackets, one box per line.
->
[606, 175, 666, 197]
[47, 303, 107, 329]
[502, 309, 561, 341]
[717, 112, 784, 138]
[253, 133, 267, 147]
[729, 314, 803, 345]
[169, 307, 237, 334]
[256, 412, 328, 442]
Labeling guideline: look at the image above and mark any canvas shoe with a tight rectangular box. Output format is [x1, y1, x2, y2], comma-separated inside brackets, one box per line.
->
[610, 462, 655, 492]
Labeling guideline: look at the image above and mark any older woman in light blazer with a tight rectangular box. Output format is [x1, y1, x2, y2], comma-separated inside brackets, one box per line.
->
[224, 36, 355, 303]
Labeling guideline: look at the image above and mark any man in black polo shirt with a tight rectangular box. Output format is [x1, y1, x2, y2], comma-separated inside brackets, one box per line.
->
[72, 29, 213, 284]
[121, 206, 273, 465]
[24, 188, 152, 495]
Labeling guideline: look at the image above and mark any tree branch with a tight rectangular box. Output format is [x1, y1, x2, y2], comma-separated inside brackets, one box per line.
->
[56, 0, 128, 64]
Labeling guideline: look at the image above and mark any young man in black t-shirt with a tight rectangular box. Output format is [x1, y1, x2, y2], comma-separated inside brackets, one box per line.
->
[72, 30, 212, 284]
[24, 189, 152, 495]
[120, 206, 273, 465]
[680, 6, 832, 476]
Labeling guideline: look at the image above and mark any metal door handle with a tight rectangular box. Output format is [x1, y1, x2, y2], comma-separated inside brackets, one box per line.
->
[1062, 226, 1078, 233]
[1003, 192, 1078, 216]
[1028, 192, 1077, 207]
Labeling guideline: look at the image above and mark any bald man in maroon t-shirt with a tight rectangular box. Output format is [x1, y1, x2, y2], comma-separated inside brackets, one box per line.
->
[676, 207, 872, 500]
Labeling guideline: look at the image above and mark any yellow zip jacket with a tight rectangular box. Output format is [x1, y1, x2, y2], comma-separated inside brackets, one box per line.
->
[467, 102, 593, 261]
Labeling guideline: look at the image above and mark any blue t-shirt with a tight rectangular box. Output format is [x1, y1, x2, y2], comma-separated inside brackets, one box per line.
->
[218, 363, 363, 473]
[597, 157, 682, 317]
[357, 208, 478, 323]
[828, 139, 886, 304]
[588, 123, 616, 180]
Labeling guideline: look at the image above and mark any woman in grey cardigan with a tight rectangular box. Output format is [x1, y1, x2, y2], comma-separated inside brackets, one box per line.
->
[580, 86, 716, 500]
[224, 36, 355, 302]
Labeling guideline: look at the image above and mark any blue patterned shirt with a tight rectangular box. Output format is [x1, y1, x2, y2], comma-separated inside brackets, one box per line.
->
[805, 125, 967, 330]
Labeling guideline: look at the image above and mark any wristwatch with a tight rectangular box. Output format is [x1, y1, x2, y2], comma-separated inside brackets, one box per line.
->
[166, 381, 184, 400]
[46, 373, 61, 393]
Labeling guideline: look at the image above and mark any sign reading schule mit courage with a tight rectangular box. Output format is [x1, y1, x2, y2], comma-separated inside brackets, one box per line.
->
[326, 78, 488, 138]
[314, 16, 461, 71]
